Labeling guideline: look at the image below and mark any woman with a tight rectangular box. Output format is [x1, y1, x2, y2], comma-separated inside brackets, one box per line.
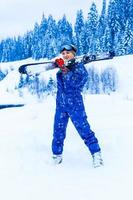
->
[52, 44, 103, 168]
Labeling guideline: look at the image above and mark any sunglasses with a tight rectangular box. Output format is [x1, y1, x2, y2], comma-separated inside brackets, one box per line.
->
[60, 45, 77, 53]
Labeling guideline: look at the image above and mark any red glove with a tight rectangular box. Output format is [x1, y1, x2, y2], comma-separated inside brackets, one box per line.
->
[54, 58, 69, 73]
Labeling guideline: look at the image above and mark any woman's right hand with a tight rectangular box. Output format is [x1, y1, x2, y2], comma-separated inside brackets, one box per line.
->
[54, 58, 69, 73]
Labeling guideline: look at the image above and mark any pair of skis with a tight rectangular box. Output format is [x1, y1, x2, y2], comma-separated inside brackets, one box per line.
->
[18, 51, 115, 75]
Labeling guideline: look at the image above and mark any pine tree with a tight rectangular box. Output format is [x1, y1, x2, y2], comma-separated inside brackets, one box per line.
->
[98, 0, 107, 52]
[1, 38, 16, 62]
[86, 67, 100, 94]
[113, 0, 128, 55]
[74, 9, 86, 55]
[101, 67, 117, 94]
[85, 2, 99, 54]
[47, 77, 57, 95]
[107, 0, 132, 55]
[44, 15, 58, 59]
[39, 14, 48, 58]
[123, 0, 133, 54]
[107, 0, 117, 52]
[57, 15, 73, 49]
[15, 36, 25, 60]
[32, 22, 42, 59]
[23, 31, 32, 59]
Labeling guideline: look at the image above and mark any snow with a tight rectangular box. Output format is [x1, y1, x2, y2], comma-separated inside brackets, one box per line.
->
[0, 55, 133, 200]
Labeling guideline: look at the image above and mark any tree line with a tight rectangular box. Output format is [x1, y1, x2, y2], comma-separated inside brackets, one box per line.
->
[0, 0, 132, 62]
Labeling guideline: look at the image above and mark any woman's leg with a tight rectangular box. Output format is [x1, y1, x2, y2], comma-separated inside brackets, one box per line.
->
[69, 106, 101, 155]
[52, 108, 69, 155]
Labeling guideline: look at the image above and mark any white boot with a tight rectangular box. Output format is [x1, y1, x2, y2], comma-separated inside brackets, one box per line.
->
[92, 151, 103, 168]
[52, 154, 62, 165]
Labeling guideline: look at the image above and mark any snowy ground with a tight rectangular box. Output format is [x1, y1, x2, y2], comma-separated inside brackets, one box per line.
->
[0, 94, 133, 200]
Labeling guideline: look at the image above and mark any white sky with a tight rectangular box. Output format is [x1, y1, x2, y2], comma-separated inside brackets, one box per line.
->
[0, 0, 106, 39]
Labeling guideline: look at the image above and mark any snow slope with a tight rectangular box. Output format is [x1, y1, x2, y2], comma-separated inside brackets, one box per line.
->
[0, 95, 133, 200]
[0, 55, 133, 200]
[0, 54, 133, 102]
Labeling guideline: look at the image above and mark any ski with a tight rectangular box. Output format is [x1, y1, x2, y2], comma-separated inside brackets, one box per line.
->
[77, 51, 114, 64]
[18, 51, 114, 75]
[0, 104, 24, 109]
[18, 60, 54, 75]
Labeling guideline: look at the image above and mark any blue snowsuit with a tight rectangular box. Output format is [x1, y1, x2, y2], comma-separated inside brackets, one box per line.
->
[52, 61, 101, 155]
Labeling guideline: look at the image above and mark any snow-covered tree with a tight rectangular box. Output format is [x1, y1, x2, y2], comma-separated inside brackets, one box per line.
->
[107, 0, 133, 55]
[31, 22, 42, 59]
[107, 0, 117, 52]
[85, 2, 99, 54]
[39, 14, 48, 58]
[101, 67, 117, 94]
[98, 0, 107, 52]
[57, 15, 73, 49]
[22, 31, 32, 59]
[44, 15, 58, 59]
[0, 37, 17, 62]
[74, 9, 86, 55]
[46, 76, 57, 95]
[85, 67, 100, 94]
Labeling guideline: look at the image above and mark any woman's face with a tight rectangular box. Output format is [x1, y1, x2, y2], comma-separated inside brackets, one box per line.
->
[61, 50, 75, 61]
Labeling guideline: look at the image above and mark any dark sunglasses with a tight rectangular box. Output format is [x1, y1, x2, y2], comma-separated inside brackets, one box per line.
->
[60, 44, 77, 53]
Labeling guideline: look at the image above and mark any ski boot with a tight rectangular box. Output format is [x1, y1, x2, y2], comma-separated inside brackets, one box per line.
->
[52, 154, 62, 165]
[92, 151, 103, 168]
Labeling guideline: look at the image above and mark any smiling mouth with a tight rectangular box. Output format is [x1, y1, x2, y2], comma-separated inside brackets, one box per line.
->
[64, 57, 70, 61]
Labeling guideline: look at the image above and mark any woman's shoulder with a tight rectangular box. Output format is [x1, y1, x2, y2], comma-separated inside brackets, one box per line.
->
[74, 61, 85, 71]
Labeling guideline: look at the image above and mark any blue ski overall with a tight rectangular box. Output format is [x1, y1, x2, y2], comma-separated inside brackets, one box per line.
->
[52, 62, 101, 155]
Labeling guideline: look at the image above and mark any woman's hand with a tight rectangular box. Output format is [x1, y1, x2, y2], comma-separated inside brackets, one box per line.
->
[54, 58, 69, 73]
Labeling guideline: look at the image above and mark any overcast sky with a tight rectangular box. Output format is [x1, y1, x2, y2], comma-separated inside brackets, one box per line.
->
[0, 0, 106, 39]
